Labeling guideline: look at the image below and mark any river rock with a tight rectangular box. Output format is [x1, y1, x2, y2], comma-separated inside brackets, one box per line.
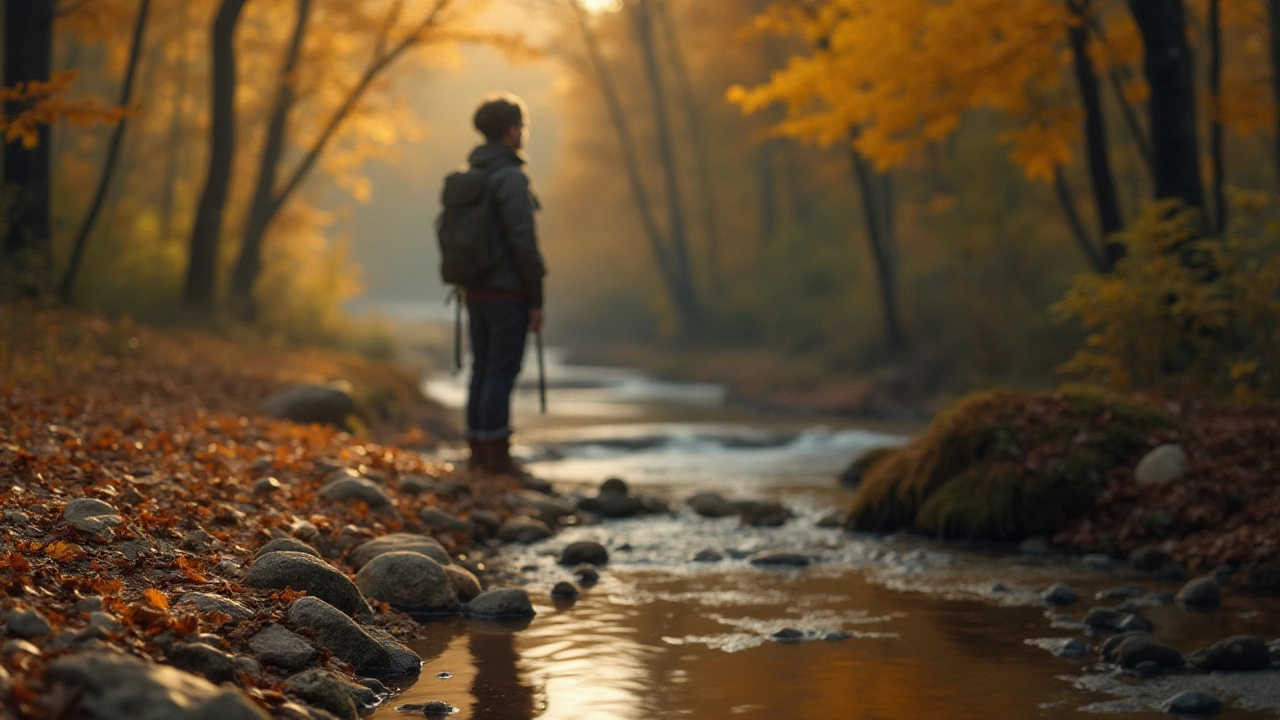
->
[497, 517, 553, 544]
[283, 668, 358, 720]
[398, 474, 438, 495]
[737, 501, 791, 527]
[507, 491, 576, 524]
[466, 588, 536, 618]
[46, 651, 268, 720]
[348, 533, 450, 569]
[599, 477, 628, 495]
[1041, 583, 1080, 605]
[749, 551, 811, 568]
[248, 624, 315, 670]
[1102, 631, 1150, 662]
[260, 383, 355, 428]
[559, 541, 608, 566]
[422, 701, 455, 717]
[62, 498, 123, 539]
[1177, 576, 1221, 607]
[1134, 444, 1189, 486]
[1115, 635, 1184, 670]
[251, 477, 283, 495]
[167, 642, 237, 685]
[573, 565, 600, 586]
[354, 552, 456, 613]
[771, 628, 805, 642]
[1084, 607, 1151, 633]
[317, 471, 396, 514]
[5, 608, 51, 639]
[693, 549, 723, 563]
[445, 565, 483, 602]
[578, 491, 644, 519]
[1134, 660, 1162, 678]
[551, 581, 579, 599]
[244, 551, 372, 618]
[288, 597, 421, 677]
[1036, 638, 1088, 658]
[1163, 691, 1221, 716]
[1192, 635, 1271, 672]
[418, 508, 473, 533]
[687, 492, 736, 518]
[254, 537, 320, 559]
[1130, 546, 1174, 571]
[175, 593, 255, 622]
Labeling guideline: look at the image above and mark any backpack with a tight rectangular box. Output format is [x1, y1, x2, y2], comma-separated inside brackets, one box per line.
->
[436, 166, 504, 286]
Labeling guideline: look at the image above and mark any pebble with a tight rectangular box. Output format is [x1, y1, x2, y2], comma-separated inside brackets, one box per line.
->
[251, 477, 283, 495]
[550, 581, 579, 600]
[573, 565, 600, 586]
[422, 700, 454, 716]
[1041, 583, 1079, 606]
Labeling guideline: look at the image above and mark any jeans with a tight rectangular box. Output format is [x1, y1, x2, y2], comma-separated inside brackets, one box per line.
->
[466, 300, 529, 440]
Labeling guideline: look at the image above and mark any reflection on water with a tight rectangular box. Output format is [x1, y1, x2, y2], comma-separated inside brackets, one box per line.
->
[381, 359, 1280, 719]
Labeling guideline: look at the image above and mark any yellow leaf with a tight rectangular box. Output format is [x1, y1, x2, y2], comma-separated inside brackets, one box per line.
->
[144, 588, 170, 611]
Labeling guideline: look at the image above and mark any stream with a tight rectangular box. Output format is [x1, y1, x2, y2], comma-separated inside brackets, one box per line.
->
[369, 351, 1280, 719]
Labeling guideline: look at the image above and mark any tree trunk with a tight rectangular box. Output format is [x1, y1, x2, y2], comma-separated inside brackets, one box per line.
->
[848, 143, 907, 353]
[1271, 0, 1280, 187]
[1207, 0, 1225, 234]
[228, 0, 312, 319]
[654, 0, 722, 294]
[58, 0, 152, 301]
[569, 0, 695, 330]
[629, 0, 704, 331]
[1126, 0, 1205, 210]
[1067, 0, 1124, 265]
[757, 142, 777, 246]
[3, 0, 56, 296]
[1053, 167, 1109, 272]
[182, 0, 249, 308]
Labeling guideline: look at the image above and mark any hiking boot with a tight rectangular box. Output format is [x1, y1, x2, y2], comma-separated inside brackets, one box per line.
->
[480, 438, 549, 489]
[466, 439, 486, 472]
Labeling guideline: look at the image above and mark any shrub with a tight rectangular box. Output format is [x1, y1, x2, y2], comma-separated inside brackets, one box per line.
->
[1053, 197, 1280, 401]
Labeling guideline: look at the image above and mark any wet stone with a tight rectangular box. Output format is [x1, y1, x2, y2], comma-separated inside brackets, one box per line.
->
[445, 565, 483, 603]
[167, 642, 237, 685]
[1193, 635, 1271, 672]
[348, 533, 450, 569]
[749, 551, 811, 568]
[573, 565, 600, 586]
[284, 668, 358, 720]
[693, 549, 723, 563]
[497, 517, 553, 545]
[1177, 577, 1221, 607]
[423, 700, 454, 717]
[686, 492, 736, 518]
[243, 551, 372, 618]
[355, 552, 456, 613]
[823, 631, 852, 642]
[1041, 583, 1079, 606]
[419, 508, 473, 533]
[1134, 660, 1162, 678]
[771, 628, 804, 643]
[550, 581, 579, 600]
[175, 593, 255, 622]
[558, 541, 608, 567]
[466, 588, 535, 619]
[1163, 691, 1221, 716]
[1115, 635, 1184, 669]
[248, 624, 315, 671]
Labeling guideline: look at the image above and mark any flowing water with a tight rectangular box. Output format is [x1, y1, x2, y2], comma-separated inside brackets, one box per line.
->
[371, 352, 1280, 719]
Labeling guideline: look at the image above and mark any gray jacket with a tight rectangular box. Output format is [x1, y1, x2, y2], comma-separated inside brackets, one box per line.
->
[465, 143, 547, 309]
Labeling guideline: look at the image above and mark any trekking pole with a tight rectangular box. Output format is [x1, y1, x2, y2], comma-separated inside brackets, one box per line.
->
[535, 330, 547, 414]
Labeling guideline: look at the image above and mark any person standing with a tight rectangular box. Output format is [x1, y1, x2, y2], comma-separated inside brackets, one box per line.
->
[458, 94, 546, 475]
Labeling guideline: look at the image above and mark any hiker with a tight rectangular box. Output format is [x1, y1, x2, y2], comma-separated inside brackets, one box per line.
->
[440, 93, 547, 475]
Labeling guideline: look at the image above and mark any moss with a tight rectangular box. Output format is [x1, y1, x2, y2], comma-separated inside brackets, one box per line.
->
[845, 387, 1179, 541]
[839, 446, 898, 488]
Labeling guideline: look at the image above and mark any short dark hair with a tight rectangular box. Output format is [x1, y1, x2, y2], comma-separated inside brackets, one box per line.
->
[473, 93, 526, 142]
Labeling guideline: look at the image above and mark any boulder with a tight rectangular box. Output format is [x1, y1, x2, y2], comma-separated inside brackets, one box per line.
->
[62, 498, 122, 538]
[1193, 635, 1271, 672]
[175, 593, 255, 622]
[5, 608, 51, 639]
[1041, 583, 1080, 606]
[248, 624, 315, 671]
[288, 597, 421, 677]
[254, 537, 320, 559]
[355, 551, 456, 613]
[46, 651, 268, 720]
[243, 551, 372, 618]
[737, 501, 791, 528]
[317, 471, 396, 514]
[283, 669, 358, 720]
[347, 533, 450, 569]
[558, 541, 608, 567]
[748, 551, 811, 568]
[259, 383, 355, 428]
[1134, 444, 1189, 486]
[686, 492, 736, 518]
[1114, 635, 1184, 670]
[1163, 691, 1221, 716]
[497, 517, 553, 545]
[466, 588, 536, 618]
[1176, 577, 1221, 607]
[418, 508, 473, 533]
[167, 642, 237, 685]
[444, 565, 483, 603]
